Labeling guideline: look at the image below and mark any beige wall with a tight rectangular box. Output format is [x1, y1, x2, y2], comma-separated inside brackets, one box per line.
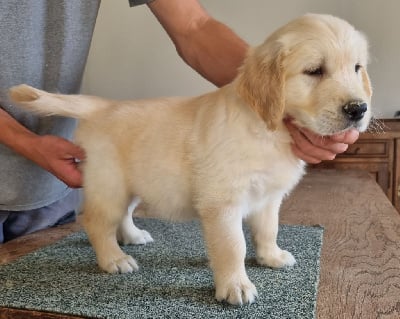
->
[82, 0, 400, 118]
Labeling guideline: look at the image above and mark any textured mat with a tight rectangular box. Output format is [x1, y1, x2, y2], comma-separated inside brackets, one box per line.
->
[0, 218, 323, 319]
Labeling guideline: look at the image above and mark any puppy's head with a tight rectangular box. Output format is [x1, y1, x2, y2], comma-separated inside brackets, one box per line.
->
[236, 14, 372, 135]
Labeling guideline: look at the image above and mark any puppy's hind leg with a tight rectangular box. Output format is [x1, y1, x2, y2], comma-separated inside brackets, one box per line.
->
[247, 196, 296, 268]
[117, 197, 153, 245]
[82, 165, 138, 274]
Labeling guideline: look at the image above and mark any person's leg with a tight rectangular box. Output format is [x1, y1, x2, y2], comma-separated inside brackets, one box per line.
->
[0, 212, 10, 243]
[2, 190, 80, 242]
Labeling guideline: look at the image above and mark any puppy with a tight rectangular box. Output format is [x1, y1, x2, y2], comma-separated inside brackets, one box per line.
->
[9, 14, 372, 305]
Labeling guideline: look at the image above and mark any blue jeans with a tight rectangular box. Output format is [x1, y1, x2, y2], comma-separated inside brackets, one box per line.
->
[0, 190, 80, 243]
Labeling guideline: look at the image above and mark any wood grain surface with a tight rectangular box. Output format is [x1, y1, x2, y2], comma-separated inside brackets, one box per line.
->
[0, 308, 87, 319]
[0, 222, 81, 266]
[1, 169, 399, 319]
[281, 169, 400, 319]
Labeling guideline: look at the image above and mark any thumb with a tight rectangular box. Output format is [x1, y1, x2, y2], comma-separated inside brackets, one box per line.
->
[330, 128, 359, 143]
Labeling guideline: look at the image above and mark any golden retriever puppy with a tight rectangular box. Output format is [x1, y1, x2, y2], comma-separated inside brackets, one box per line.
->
[9, 14, 372, 305]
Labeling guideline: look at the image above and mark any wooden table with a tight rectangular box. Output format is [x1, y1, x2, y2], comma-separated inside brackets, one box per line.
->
[1, 169, 400, 319]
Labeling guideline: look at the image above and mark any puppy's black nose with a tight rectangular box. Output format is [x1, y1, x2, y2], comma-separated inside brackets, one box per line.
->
[342, 101, 367, 121]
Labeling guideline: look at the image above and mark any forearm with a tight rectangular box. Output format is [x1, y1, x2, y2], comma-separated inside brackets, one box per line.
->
[0, 107, 39, 161]
[148, 0, 249, 87]
[0, 107, 84, 187]
[176, 18, 249, 87]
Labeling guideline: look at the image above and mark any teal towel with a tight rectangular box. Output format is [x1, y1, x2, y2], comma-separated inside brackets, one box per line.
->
[0, 218, 323, 318]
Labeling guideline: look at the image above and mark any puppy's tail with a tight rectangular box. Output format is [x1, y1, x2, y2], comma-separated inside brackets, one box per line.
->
[9, 84, 109, 120]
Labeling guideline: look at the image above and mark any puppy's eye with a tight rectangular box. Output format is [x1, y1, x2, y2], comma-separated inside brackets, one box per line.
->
[355, 64, 362, 73]
[304, 67, 324, 77]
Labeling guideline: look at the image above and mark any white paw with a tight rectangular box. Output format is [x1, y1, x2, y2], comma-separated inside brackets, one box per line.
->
[257, 248, 296, 268]
[118, 228, 154, 246]
[215, 277, 258, 305]
[101, 254, 139, 274]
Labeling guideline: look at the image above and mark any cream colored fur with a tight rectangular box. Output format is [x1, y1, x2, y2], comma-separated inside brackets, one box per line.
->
[9, 14, 372, 305]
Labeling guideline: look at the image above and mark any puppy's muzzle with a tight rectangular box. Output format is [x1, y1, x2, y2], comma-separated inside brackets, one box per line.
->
[342, 101, 368, 121]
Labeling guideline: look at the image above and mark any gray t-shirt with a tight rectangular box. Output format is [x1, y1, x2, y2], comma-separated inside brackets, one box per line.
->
[0, 0, 151, 211]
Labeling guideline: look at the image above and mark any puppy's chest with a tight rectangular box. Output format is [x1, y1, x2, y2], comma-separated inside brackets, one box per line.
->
[232, 158, 303, 216]
[215, 136, 305, 200]
[192, 126, 305, 213]
[247, 157, 304, 195]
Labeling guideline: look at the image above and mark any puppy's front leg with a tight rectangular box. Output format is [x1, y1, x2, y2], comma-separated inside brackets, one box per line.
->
[200, 208, 257, 305]
[247, 197, 296, 268]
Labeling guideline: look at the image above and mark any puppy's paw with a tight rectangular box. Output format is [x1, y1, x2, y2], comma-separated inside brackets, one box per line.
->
[118, 228, 154, 246]
[102, 254, 139, 274]
[257, 248, 296, 268]
[133, 229, 154, 245]
[215, 277, 258, 305]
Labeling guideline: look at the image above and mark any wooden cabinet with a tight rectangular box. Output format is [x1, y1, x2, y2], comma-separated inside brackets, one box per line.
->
[312, 119, 400, 212]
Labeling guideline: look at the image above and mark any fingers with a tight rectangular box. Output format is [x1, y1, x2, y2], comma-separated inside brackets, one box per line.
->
[297, 126, 349, 154]
[59, 139, 86, 161]
[287, 125, 336, 163]
[330, 128, 359, 144]
[38, 136, 85, 188]
[290, 143, 326, 164]
[284, 119, 356, 164]
[61, 161, 84, 188]
[69, 144, 86, 161]
[61, 143, 85, 188]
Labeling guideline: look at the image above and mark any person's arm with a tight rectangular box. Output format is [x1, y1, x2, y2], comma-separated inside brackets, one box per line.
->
[148, 0, 248, 87]
[0, 107, 84, 187]
[147, 0, 359, 163]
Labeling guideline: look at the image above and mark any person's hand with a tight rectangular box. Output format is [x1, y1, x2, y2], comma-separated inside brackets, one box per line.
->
[0, 108, 85, 187]
[29, 135, 85, 188]
[284, 119, 359, 164]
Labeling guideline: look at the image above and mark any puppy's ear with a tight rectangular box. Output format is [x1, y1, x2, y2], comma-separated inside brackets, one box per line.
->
[236, 45, 286, 130]
[361, 67, 372, 98]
